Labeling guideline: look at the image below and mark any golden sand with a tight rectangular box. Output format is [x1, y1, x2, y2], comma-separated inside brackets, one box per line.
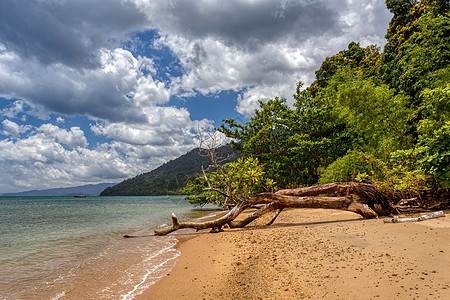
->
[137, 208, 450, 299]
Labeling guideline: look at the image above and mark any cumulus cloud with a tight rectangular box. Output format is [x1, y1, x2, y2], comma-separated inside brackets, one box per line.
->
[0, 122, 200, 192]
[91, 106, 212, 147]
[138, 0, 392, 116]
[0, 106, 213, 192]
[0, 0, 147, 68]
[37, 124, 88, 148]
[1, 119, 31, 137]
[1, 100, 26, 119]
[0, 0, 392, 121]
[141, 0, 347, 49]
[0, 135, 134, 192]
[0, 47, 170, 123]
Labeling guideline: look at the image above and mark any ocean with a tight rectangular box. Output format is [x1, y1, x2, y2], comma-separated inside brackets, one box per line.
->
[0, 196, 219, 299]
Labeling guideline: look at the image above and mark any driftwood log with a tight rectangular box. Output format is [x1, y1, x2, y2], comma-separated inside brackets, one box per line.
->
[154, 182, 398, 236]
[383, 211, 445, 223]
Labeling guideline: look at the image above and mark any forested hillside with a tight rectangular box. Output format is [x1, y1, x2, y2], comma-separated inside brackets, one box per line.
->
[185, 0, 449, 207]
[100, 145, 240, 196]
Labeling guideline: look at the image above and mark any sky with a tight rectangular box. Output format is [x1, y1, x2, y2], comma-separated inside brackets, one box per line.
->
[0, 0, 392, 194]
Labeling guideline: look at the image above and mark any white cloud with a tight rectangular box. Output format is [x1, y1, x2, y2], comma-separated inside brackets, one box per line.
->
[91, 106, 213, 155]
[0, 131, 163, 193]
[236, 83, 298, 116]
[0, 47, 171, 122]
[1, 119, 31, 137]
[0, 116, 214, 192]
[138, 0, 392, 117]
[37, 124, 88, 148]
[0, 136, 131, 192]
[0, 100, 26, 119]
[0, 0, 148, 68]
[0, 0, 392, 121]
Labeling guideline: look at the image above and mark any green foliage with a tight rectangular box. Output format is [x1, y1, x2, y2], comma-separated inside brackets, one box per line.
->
[318, 78, 448, 198]
[138, 0, 449, 205]
[396, 11, 450, 97]
[375, 149, 430, 200]
[415, 86, 450, 188]
[324, 68, 415, 157]
[382, 0, 450, 99]
[372, 86, 450, 197]
[103, 0, 449, 205]
[310, 42, 382, 96]
[318, 151, 382, 184]
[181, 157, 276, 206]
[320, 149, 430, 200]
[178, 176, 213, 205]
[219, 83, 355, 187]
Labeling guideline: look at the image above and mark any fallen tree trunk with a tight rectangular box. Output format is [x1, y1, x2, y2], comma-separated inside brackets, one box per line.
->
[154, 201, 249, 235]
[152, 182, 395, 236]
[249, 193, 377, 217]
[275, 182, 397, 215]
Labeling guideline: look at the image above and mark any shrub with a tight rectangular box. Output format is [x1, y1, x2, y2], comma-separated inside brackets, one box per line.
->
[318, 151, 382, 184]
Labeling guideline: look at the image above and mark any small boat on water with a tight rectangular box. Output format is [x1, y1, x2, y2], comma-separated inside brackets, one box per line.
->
[73, 195, 87, 198]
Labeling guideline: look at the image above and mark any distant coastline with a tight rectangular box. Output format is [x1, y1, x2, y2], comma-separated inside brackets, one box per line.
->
[1, 183, 116, 197]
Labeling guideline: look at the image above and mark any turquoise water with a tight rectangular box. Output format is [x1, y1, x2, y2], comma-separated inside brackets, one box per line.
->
[0, 196, 217, 299]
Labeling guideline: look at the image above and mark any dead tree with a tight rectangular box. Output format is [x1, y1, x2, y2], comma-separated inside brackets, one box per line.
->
[153, 133, 402, 236]
[154, 181, 397, 235]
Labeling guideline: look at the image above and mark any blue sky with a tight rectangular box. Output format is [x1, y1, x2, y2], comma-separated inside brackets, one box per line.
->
[0, 0, 392, 193]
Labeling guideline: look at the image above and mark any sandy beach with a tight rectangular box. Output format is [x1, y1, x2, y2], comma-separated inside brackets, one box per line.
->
[138, 208, 450, 299]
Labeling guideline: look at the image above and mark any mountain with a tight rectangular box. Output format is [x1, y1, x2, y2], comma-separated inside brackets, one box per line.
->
[1, 183, 117, 197]
[100, 145, 241, 196]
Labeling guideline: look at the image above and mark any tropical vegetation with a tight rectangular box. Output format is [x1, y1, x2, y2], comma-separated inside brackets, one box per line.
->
[184, 0, 449, 208]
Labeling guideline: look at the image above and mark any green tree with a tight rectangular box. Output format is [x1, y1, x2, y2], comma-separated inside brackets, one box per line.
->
[382, 0, 450, 99]
[396, 11, 449, 98]
[416, 85, 450, 189]
[181, 157, 276, 206]
[323, 68, 414, 158]
[219, 83, 355, 187]
[191, 0, 449, 205]
[309, 42, 382, 96]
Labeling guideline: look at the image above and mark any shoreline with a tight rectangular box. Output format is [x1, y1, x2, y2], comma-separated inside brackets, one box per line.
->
[137, 208, 450, 299]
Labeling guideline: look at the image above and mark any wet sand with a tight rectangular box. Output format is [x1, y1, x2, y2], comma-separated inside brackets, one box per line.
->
[137, 208, 450, 299]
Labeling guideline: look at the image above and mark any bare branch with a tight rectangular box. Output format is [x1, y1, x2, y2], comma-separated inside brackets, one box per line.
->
[202, 166, 214, 190]
[154, 201, 249, 235]
[228, 203, 283, 228]
[198, 131, 235, 205]
[266, 207, 284, 226]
